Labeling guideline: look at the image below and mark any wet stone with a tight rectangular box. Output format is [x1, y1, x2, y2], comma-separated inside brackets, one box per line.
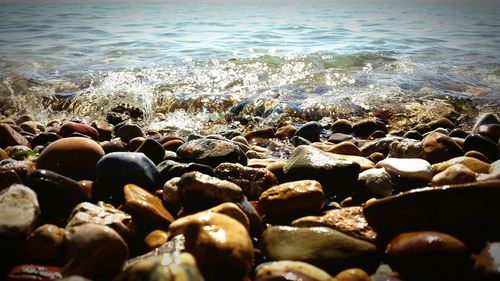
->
[36, 137, 104, 181]
[169, 212, 254, 281]
[335, 268, 371, 281]
[388, 138, 425, 158]
[162, 139, 185, 151]
[475, 123, 500, 143]
[328, 132, 355, 144]
[24, 224, 65, 262]
[0, 184, 40, 241]
[0, 159, 36, 183]
[115, 124, 145, 143]
[258, 180, 325, 222]
[428, 117, 455, 130]
[214, 162, 278, 200]
[358, 168, 393, 198]
[360, 136, 403, 157]
[0, 169, 22, 191]
[63, 224, 129, 280]
[28, 169, 88, 225]
[100, 139, 126, 154]
[331, 119, 353, 134]
[291, 135, 312, 146]
[205, 202, 250, 232]
[177, 138, 246, 168]
[134, 138, 165, 165]
[162, 177, 182, 213]
[0, 123, 29, 149]
[122, 183, 175, 228]
[376, 157, 433, 183]
[30, 132, 61, 148]
[177, 171, 244, 212]
[294, 121, 321, 143]
[144, 229, 169, 251]
[276, 124, 297, 139]
[385, 231, 470, 281]
[91, 120, 113, 141]
[464, 133, 499, 161]
[59, 121, 99, 141]
[245, 127, 276, 145]
[464, 150, 491, 163]
[115, 252, 204, 281]
[283, 145, 361, 199]
[472, 112, 500, 132]
[66, 201, 135, 239]
[157, 159, 214, 185]
[402, 130, 423, 140]
[128, 136, 146, 152]
[260, 226, 378, 273]
[422, 132, 463, 164]
[7, 264, 62, 281]
[292, 206, 377, 243]
[255, 261, 334, 281]
[431, 164, 477, 186]
[94, 152, 159, 205]
[353, 119, 386, 139]
[20, 121, 43, 134]
[432, 156, 491, 174]
[363, 180, 500, 244]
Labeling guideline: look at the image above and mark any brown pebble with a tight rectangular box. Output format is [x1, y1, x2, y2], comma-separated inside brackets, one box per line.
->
[276, 124, 297, 139]
[123, 183, 175, 227]
[0, 123, 29, 148]
[59, 121, 99, 141]
[336, 268, 371, 281]
[36, 137, 104, 180]
[24, 224, 65, 262]
[465, 150, 492, 163]
[144, 229, 169, 250]
[368, 152, 385, 164]
[385, 231, 470, 281]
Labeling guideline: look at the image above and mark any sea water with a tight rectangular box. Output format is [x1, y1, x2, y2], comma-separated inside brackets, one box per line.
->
[0, 0, 499, 133]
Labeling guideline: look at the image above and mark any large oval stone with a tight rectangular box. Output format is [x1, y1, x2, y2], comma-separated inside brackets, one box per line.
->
[169, 212, 254, 281]
[36, 137, 104, 181]
[258, 180, 325, 222]
[177, 138, 245, 168]
[260, 226, 377, 273]
[283, 145, 360, 199]
[94, 152, 158, 205]
[385, 231, 470, 281]
[63, 224, 128, 280]
[376, 157, 432, 183]
[363, 180, 500, 245]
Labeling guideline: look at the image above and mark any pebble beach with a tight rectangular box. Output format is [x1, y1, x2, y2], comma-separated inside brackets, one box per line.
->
[1, 0, 500, 280]
[0, 109, 499, 281]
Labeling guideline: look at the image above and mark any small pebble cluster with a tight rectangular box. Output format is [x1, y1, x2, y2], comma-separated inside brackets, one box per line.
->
[0, 111, 499, 281]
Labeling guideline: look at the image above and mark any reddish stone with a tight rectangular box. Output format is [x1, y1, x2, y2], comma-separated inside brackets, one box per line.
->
[59, 121, 99, 141]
